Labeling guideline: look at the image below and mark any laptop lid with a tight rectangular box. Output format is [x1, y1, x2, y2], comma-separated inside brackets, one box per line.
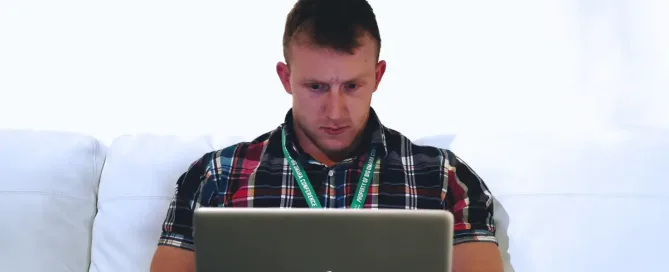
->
[194, 208, 454, 272]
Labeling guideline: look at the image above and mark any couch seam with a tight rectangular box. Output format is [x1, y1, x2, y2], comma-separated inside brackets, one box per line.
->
[0, 190, 94, 201]
[98, 195, 172, 204]
[495, 192, 669, 199]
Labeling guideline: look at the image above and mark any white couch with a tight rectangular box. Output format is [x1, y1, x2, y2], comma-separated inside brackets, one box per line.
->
[1, 129, 668, 272]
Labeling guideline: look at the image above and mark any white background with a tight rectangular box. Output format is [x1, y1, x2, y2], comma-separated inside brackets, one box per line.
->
[1, 0, 667, 145]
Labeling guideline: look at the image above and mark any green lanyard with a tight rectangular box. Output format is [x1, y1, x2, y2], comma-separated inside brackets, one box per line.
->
[281, 128, 377, 208]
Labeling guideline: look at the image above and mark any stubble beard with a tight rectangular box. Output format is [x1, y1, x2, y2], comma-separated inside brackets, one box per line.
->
[293, 113, 369, 162]
[294, 117, 361, 162]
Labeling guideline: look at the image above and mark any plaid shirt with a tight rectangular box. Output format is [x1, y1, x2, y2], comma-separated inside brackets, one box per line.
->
[159, 108, 497, 250]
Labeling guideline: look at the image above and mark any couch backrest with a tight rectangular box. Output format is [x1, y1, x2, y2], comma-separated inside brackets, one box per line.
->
[4, 129, 667, 272]
[88, 134, 243, 272]
[0, 129, 106, 272]
[417, 130, 669, 271]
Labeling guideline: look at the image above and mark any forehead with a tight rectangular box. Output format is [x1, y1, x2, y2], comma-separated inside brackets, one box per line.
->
[287, 34, 377, 80]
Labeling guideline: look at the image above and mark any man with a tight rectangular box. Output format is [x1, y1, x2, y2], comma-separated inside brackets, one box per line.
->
[150, 0, 503, 271]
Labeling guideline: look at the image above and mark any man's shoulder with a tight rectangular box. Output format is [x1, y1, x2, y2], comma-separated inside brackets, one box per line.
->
[171, 128, 282, 208]
[382, 126, 456, 166]
[197, 127, 281, 171]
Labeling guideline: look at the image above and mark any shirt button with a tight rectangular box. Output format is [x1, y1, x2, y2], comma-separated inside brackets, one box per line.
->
[328, 170, 334, 177]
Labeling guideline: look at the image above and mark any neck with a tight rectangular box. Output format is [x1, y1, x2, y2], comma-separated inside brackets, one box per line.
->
[292, 121, 365, 168]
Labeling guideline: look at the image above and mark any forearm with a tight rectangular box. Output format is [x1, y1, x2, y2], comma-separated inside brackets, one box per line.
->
[452, 242, 503, 272]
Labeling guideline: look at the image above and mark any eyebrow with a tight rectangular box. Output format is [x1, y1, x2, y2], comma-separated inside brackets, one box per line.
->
[301, 72, 372, 84]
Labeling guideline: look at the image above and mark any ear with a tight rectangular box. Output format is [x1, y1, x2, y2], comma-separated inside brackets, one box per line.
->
[276, 62, 292, 94]
[373, 60, 386, 92]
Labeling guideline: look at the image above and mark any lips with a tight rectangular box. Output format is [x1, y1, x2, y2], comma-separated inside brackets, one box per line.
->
[322, 126, 348, 135]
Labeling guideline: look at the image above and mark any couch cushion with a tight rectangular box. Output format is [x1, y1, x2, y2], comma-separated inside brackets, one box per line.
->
[437, 130, 669, 272]
[0, 129, 106, 272]
[89, 134, 243, 272]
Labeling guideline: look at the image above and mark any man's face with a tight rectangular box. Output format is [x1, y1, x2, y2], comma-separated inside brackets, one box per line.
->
[277, 34, 386, 157]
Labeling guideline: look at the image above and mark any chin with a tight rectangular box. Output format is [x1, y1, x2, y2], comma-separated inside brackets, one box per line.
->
[318, 139, 354, 154]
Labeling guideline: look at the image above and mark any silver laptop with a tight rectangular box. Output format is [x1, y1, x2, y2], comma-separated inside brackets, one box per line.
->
[193, 208, 454, 272]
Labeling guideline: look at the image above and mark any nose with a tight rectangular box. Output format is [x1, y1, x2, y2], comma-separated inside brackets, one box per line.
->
[325, 89, 346, 121]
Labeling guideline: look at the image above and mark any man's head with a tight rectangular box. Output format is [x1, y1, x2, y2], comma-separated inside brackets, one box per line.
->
[276, 0, 386, 161]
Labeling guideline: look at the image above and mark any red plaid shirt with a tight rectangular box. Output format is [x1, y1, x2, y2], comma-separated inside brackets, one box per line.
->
[159, 108, 497, 251]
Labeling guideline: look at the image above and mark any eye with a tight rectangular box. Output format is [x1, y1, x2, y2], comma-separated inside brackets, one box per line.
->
[345, 83, 359, 91]
[307, 83, 326, 92]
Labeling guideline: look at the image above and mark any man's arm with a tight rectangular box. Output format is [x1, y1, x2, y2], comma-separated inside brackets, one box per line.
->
[452, 242, 503, 272]
[442, 150, 503, 272]
[150, 155, 211, 272]
[150, 246, 195, 272]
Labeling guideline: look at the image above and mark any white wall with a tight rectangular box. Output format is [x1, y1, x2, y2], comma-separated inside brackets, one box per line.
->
[2, 2, 669, 271]
[1, 0, 667, 145]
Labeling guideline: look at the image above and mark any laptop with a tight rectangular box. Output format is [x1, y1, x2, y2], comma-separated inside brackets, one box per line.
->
[193, 208, 454, 272]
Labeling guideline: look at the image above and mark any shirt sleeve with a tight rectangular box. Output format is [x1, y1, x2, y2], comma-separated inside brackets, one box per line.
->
[441, 150, 498, 245]
[157, 154, 211, 251]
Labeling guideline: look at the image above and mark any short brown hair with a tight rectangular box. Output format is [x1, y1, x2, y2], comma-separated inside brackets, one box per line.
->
[282, 0, 382, 63]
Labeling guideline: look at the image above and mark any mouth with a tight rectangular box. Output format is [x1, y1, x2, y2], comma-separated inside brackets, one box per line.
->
[321, 126, 349, 136]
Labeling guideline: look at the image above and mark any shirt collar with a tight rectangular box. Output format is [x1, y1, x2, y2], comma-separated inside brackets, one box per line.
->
[281, 107, 388, 162]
